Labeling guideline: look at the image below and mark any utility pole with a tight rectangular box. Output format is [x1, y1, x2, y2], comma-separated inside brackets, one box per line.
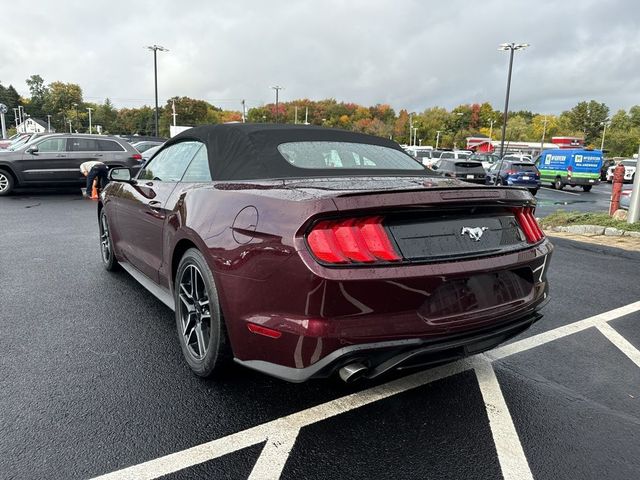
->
[294, 106, 298, 124]
[87, 107, 93, 134]
[408, 113, 413, 145]
[435, 130, 442, 150]
[241, 99, 246, 123]
[146, 44, 169, 137]
[13, 108, 18, 130]
[540, 115, 548, 152]
[304, 107, 309, 125]
[171, 100, 177, 126]
[600, 121, 609, 152]
[489, 119, 495, 140]
[271, 86, 283, 123]
[68, 119, 72, 133]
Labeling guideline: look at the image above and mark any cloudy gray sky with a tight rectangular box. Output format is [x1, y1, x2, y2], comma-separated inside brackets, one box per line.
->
[1, 0, 638, 115]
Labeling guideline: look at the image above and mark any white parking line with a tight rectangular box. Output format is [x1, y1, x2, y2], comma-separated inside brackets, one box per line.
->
[248, 429, 300, 480]
[597, 323, 640, 368]
[91, 300, 640, 480]
[474, 359, 533, 480]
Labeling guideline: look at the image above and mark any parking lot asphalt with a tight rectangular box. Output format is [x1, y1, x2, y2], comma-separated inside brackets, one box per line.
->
[1, 188, 640, 480]
[534, 181, 613, 217]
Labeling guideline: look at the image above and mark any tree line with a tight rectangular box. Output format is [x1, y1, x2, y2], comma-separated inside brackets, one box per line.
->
[1, 75, 639, 157]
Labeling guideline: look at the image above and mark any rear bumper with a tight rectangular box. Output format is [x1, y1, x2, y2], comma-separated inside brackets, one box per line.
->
[235, 299, 547, 382]
[229, 240, 553, 382]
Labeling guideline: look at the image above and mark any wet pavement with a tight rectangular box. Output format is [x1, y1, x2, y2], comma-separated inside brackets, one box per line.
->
[1, 189, 639, 480]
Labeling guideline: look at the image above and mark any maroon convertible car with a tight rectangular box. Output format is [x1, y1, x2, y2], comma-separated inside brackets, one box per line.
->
[98, 124, 552, 383]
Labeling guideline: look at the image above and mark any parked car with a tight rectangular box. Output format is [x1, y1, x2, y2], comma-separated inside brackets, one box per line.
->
[131, 140, 164, 153]
[439, 150, 472, 161]
[0, 132, 28, 150]
[470, 153, 500, 170]
[431, 158, 487, 184]
[606, 159, 636, 183]
[0, 134, 143, 196]
[141, 144, 162, 162]
[98, 124, 551, 383]
[600, 159, 614, 180]
[485, 160, 541, 195]
[620, 189, 632, 210]
[405, 146, 434, 166]
[502, 153, 532, 163]
[535, 149, 602, 192]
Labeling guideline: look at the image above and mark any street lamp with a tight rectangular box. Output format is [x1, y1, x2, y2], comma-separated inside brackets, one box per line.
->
[271, 85, 284, 123]
[72, 103, 78, 132]
[146, 44, 169, 137]
[495, 42, 529, 184]
[435, 130, 442, 149]
[87, 107, 93, 134]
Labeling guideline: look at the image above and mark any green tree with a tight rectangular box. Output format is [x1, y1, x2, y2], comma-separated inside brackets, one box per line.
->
[567, 100, 609, 144]
[25, 74, 48, 120]
[43, 81, 83, 131]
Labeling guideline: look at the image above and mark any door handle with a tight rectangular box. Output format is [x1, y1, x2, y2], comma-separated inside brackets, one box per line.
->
[148, 200, 162, 207]
[94, 153, 103, 157]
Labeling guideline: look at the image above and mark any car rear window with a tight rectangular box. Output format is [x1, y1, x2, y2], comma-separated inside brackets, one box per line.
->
[454, 162, 485, 173]
[277, 141, 425, 171]
[457, 153, 470, 160]
[509, 163, 538, 172]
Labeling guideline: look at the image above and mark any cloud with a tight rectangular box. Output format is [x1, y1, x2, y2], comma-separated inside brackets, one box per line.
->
[0, 0, 638, 115]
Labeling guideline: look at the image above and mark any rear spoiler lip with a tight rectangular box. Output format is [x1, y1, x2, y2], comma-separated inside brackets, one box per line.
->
[331, 186, 535, 211]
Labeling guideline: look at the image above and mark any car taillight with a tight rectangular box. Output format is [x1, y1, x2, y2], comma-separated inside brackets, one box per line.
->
[506, 170, 516, 175]
[307, 216, 401, 264]
[512, 207, 544, 243]
[131, 153, 143, 161]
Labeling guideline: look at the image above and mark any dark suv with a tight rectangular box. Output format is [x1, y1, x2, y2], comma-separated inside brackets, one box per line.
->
[0, 134, 143, 195]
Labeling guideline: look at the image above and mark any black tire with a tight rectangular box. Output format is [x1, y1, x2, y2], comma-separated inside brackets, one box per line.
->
[554, 177, 564, 190]
[529, 188, 538, 196]
[174, 248, 232, 377]
[0, 169, 15, 196]
[496, 178, 503, 186]
[99, 209, 119, 271]
[582, 185, 592, 192]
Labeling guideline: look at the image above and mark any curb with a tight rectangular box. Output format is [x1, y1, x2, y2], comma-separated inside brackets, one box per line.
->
[544, 224, 640, 238]
[548, 236, 640, 262]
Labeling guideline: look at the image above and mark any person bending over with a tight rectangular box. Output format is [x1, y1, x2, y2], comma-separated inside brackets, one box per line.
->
[80, 161, 109, 196]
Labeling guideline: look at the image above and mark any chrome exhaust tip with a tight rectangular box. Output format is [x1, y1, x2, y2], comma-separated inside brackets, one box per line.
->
[338, 362, 368, 383]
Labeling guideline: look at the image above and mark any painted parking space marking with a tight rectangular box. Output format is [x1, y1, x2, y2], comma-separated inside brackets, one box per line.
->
[92, 300, 640, 480]
[597, 322, 640, 368]
[475, 359, 533, 480]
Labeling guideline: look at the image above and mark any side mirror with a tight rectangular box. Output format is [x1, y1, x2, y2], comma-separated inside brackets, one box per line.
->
[26, 146, 39, 154]
[109, 167, 133, 182]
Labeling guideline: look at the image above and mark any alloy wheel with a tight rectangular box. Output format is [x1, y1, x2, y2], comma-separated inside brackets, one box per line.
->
[178, 264, 211, 360]
[100, 213, 112, 264]
[0, 173, 9, 193]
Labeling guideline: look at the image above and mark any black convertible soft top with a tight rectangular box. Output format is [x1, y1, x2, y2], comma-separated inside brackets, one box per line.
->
[166, 123, 428, 181]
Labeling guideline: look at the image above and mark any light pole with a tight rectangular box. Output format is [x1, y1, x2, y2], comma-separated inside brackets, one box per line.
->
[408, 113, 413, 145]
[68, 119, 72, 133]
[46, 114, 52, 133]
[495, 42, 529, 185]
[435, 130, 441, 149]
[271, 86, 284, 123]
[600, 120, 609, 152]
[73, 103, 78, 132]
[146, 45, 169, 137]
[87, 107, 93, 134]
